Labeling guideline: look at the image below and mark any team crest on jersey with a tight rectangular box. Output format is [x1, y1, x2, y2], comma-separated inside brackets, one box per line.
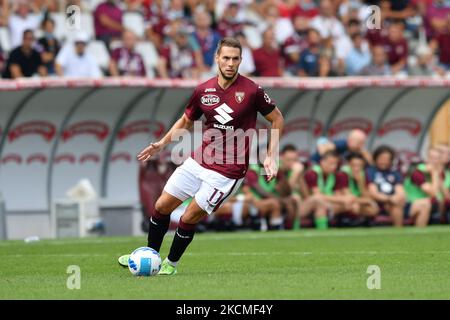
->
[235, 91, 245, 103]
[201, 94, 220, 106]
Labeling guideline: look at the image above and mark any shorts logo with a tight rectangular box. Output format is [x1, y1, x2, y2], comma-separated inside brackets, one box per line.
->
[235, 91, 245, 103]
[201, 94, 220, 106]
[214, 103, 234, 125]
[207, 188, 225, 206]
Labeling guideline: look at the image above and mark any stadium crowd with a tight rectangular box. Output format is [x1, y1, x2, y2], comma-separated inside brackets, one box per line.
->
[139, 131, 450, 232]
[1, 0, 450, 79]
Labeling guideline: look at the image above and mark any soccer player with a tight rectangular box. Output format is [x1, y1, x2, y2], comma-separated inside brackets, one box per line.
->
[118, 38, 284, 275]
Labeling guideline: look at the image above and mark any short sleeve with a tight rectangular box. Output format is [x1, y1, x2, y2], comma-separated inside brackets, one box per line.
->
[255, 86, 276, 116]
[111, 48, 120, 62]
[9, 50, 20, 64]
[304, 170, 318, 189]
[184, 88, 203, 121]
[244, 170, 258, 188]
[411, 170, 426, 186]
[335, 172, 349, 190]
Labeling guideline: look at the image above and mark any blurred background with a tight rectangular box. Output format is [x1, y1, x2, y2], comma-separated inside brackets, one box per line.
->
[0, 0, 450, 241]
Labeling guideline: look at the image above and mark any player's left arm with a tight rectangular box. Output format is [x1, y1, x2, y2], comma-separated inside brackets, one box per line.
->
[263, 107, 284, 181]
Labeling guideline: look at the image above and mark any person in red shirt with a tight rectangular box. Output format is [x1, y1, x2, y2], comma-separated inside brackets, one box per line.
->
[282, 15, 310, 72]
[93, 0, 124, 47]
[252, 27, 284, 77]
[109, 30, 146, 77]
[291, 0, 319, 19]
[119, 37, 284, 273]
[216, 2, 245, 38]
[430, 14, 450, 70]
[301, 150, 355, 229]
[382, 20, 409, 74]
[157, 27, 202, 79]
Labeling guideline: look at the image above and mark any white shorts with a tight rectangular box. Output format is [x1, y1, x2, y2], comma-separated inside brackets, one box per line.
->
[163, 157, 244, 214]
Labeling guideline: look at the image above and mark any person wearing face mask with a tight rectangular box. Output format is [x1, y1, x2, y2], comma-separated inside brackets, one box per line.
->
[55, 32, 102, 78]
[36, 17, 60, 75]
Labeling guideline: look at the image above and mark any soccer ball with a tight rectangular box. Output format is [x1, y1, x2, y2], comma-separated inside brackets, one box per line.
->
[128, 247, 162, 276]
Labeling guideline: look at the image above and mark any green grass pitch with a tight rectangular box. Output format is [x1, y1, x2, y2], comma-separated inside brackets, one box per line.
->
[1, 226, 450, 299]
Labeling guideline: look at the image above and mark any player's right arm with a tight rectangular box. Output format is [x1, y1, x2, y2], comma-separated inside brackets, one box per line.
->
[137, 114, 194, 162]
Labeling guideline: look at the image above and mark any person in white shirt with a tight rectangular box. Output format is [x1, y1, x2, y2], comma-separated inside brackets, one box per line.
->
[8, 0, 42, 49]
[55, 32, 102, 78]
[310, 0, 346, 42]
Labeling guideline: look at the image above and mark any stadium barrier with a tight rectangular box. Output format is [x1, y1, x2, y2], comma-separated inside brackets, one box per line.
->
[0, 77, 449, 239]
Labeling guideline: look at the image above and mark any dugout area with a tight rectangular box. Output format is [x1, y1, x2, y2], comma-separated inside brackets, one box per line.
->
[0, 77, 450, 239]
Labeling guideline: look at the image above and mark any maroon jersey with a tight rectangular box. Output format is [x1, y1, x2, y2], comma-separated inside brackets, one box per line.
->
[184, 74, 276, 179]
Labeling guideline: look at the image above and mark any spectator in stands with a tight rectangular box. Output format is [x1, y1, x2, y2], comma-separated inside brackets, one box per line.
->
[311, 129, 373, 164]
[368, 145, 406, 227]
[403, 147, 447, 227]
[55, 32, 102, 78]
[423, 0, 450, 38]
[8, 0, 42, 49]
[341, 152, 380, 220]
[318, 50, 336, 77]
[338, 0, 370, 26]
[36, 17, 60, 75]
[109, 30, 146, 77]
[252, 27, 283, 77]
[382, 0, 417, 21]
[261, 3, 294, 45]
[310, 0, 346, 51]
[192, 8, 221, 73]
[217, 2, 245, 38]
[297, 28, 322, 77]
[291, 0, 319, 19]
[0, 0, 8, 27]
[94, 0, 124, 48]
[143, 0, 169, 50]
[335, 18, 363, 76]
[157, 28, 203, 79]
[360, 45, 392, 76]
[345, 32, 372, 75]
[409, 45, 445, 76]
[430, 14, 450, 71]
[382, 20, 409, 74]
[2, 29, 47, 79]
[235, 31, 255, 76]
[302, 150, 355, 229]
[282, 15, 310, 74]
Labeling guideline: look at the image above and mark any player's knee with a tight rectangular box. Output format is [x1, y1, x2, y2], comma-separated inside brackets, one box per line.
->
[154, 198, 172, 216]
